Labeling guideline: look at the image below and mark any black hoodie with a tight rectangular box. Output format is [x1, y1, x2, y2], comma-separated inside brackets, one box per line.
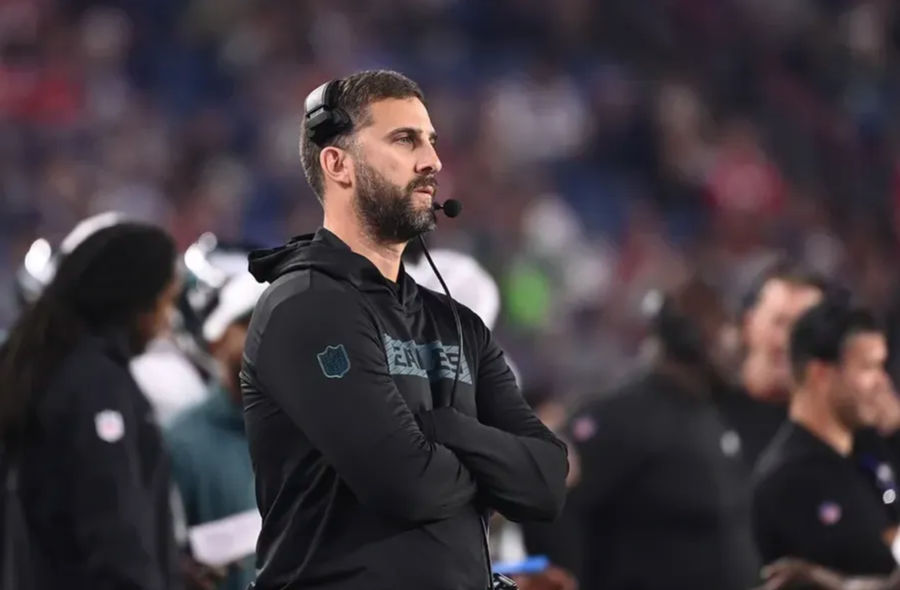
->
[241, 229, 568, 590]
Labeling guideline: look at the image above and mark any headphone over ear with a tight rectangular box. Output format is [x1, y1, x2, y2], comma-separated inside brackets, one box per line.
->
[304, 79, 353, 146]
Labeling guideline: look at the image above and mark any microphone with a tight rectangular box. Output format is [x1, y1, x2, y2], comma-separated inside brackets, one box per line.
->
[433, 199, 463, 218]
[420, 197, 464, 407]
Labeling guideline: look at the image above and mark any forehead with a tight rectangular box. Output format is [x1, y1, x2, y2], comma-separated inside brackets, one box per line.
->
[360, 98, 434, 134]
[843, 331, 887, 360]
[757, 279, 821, 311]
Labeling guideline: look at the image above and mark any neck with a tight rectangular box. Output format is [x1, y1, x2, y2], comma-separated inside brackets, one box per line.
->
[323, 209, 405, 282]
[789, 388, 853, 456]
[741, 353, 788, 404]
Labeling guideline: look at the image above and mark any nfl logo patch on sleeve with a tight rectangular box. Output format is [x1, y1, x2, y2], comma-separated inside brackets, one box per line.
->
[95, 409, 125, 443]
[317, 344, 351, 379]
[571, 416, 596, 442]
[818, 501, 842, 526]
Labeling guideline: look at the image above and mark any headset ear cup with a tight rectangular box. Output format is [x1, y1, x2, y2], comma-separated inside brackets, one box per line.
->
[331, 107, 351, 132]
[305, 79, 352, 146]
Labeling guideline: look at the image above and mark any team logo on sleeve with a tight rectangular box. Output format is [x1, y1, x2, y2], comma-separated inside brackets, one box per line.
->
[95, 409, 125, 443]
[571, 416, 596, 442]
[317, 344, 351, 379]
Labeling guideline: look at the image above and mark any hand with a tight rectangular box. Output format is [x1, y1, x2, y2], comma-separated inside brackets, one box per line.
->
[512, 566, 578, 590]
[182, 555, 227, 590]
[871, 385, 900, 436]
[559, 436, 580, 489]
[758, 558, 848, 590]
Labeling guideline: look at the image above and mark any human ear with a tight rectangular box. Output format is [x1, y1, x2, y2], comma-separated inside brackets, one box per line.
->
[320, 146, 354, 188]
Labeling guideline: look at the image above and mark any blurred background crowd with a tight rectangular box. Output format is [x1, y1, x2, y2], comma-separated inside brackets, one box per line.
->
[6, 0, 900, 589]
[4, 0, 900, 392]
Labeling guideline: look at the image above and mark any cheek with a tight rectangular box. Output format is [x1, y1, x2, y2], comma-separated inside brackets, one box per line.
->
[370, 149, 407, 177]
[859, 372, 879, 395]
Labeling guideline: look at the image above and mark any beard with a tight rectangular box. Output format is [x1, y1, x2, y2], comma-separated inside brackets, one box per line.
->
[353, 156, 437, 244]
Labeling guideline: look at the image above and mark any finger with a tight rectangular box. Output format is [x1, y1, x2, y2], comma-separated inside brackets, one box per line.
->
[761, 572, 793, 590]
[762, 557, 803, 579]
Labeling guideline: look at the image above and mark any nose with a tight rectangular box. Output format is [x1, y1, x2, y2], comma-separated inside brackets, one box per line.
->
[416, 142, 442, 175]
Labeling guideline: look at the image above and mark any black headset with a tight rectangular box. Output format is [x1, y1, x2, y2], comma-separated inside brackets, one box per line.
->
[303, 77, 465, 407]
[304, 79, 353, 146]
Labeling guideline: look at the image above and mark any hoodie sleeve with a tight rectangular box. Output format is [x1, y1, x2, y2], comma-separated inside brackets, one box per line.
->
[418, 317, 569, 522]
[64, 360, 169, 590]
[254, 287, 477, 523]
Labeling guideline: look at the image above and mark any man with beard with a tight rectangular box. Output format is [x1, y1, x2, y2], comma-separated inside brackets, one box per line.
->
[240, 71, 568, 590]
[166, 272, 268, 590]
[752, 299, 898, 576]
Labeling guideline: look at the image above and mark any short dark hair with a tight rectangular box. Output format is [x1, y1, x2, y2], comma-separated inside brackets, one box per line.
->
[741, 258, 829, 317]
[300, 70, 425, 202]
[790, 298, 882, 381]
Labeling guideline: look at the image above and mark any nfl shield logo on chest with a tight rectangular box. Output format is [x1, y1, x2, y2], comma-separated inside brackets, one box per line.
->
[317, 344, 351, 379]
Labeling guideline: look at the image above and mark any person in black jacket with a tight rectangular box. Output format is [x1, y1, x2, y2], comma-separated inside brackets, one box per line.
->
[0, 222, 183, 589]
[715, 260, 826, 470]
[753, 299, 897, 577]
[241, 70, 569, 590]
[530, 276, 760, 590]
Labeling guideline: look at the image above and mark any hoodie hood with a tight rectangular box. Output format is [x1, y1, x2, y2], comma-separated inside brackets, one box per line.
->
[248, 228, 422, 312]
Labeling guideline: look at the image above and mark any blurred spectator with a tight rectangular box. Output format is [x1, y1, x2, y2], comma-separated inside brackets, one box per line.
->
[4, 0, 900, 582]
[2, 0, 900, 403]
[0, 223, 182, 588]
[166, 272, 268, 590]
[753, 299, 898, 576]
[528, 276, 761, 590]
[9, 213, 211, 426]
[716, 260, 826, 468]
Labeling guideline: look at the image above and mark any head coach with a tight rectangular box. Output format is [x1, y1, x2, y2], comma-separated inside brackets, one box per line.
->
[240, 70, 569, 590]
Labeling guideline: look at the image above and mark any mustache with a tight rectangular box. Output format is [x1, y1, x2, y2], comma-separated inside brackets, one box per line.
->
[406, 175, 439, 193]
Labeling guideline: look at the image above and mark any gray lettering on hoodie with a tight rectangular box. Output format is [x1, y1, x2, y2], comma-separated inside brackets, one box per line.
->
[382, 334, 473, 385]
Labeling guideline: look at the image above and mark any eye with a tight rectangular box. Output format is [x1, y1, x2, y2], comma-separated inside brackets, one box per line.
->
[396, 135, 414, 146]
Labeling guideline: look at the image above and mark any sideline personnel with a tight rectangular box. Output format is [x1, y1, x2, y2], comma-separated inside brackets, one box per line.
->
[545, 277, 760, 590]
[753, 299, 897, 576]
[0, 223, 182, 589]
[716, 261, 825, 468]
[241, 70, 568, 590]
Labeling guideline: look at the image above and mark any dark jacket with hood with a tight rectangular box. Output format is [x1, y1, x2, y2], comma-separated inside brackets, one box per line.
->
[241, 228, 568, 590]
[16, 330, 181, 590]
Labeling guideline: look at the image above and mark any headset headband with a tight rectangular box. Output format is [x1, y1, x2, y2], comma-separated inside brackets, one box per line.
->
[304, 79, 352, 146]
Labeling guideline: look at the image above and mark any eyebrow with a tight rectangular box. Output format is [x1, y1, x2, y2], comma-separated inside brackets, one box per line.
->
[389, 127, 437, 143]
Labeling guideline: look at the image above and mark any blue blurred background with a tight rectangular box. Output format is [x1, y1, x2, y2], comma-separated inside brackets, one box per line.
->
[2, 0, 900, 395]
